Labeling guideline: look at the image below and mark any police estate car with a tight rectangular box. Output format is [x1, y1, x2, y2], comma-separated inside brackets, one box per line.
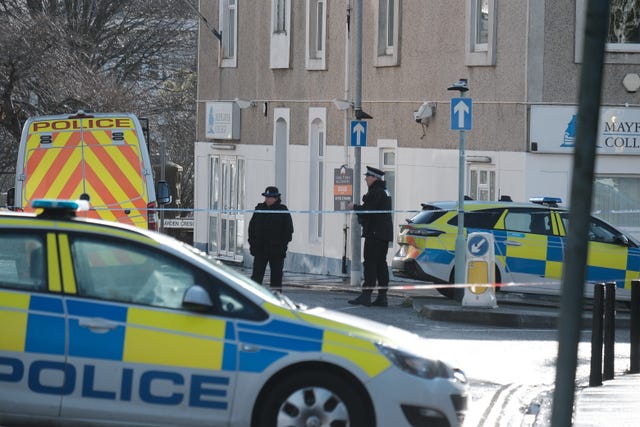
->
[392, 198, 640, 301]
[0, 200, 468, 427]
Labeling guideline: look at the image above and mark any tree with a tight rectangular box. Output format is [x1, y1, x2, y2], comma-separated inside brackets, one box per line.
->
[0, 0, 196, 212]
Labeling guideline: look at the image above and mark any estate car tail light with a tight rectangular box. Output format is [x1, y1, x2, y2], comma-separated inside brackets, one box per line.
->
[406, 226, 444, 237]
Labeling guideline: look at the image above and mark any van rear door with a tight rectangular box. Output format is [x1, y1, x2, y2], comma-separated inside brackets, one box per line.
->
[16, 113, 155, 229]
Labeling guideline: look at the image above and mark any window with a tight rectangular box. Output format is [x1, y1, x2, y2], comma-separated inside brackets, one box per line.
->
[409, 210, 448, 225]
[270, 0, 291, 68]
[381, 149, 396, 208]
[593, 176, 640, 232]
[220, 0, 238, 67]
[501, 208, 552, 235]
[374, 0, 401, 67]
[71, 237, 196, 309]
[474, 0, 489, 50]
[274, 0, 287, 33]
[608, 0, 640, 50]
[0, 233, 45, 291]
[503, 210, 534, 233]
[306, 0, 327, 69]
[448, 209, 502, 229]
[560, 213, 622, 244]
[469, 167, 495, 201]
[274, 109, 290, 200]
[308, 109, 326, 241]
[576, 0, 640, 62]
[465, 0, 496, 66]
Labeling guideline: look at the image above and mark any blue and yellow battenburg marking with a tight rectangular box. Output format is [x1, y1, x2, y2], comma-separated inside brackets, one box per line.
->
[410, 219, 640, 288]
[1, 292, 391, 411]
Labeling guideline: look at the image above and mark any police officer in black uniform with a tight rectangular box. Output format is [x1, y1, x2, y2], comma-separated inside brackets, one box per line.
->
[249, 186, 294, 291]
[348, 166, 393, 306]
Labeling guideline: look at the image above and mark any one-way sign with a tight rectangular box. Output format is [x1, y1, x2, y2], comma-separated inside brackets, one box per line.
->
[450, 98, 472, 131]
[350, 120, 367, 147]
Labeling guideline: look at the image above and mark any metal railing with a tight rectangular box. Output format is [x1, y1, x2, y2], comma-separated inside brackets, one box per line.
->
[589, 279, 640, 386]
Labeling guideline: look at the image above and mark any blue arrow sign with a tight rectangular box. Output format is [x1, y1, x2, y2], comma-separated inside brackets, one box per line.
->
[350, 120, 367, 147]
[467, 234, 489, 257]
[450, 98, 472, 131]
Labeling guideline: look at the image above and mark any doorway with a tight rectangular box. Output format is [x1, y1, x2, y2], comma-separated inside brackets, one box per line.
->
[208, 155, 245, 261]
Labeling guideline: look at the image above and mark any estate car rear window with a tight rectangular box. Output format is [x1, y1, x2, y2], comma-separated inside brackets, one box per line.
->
[408, 210, 448, 225]
[448, 208, 503, 229]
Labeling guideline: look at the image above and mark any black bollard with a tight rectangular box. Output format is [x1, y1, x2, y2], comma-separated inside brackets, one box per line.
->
[603, 282, 616, 380]
[589, 283, 604, 387]
[631, 280, 640, 373]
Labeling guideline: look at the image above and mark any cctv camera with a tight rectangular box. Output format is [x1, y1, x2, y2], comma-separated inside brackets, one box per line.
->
[413, 102, 436, 123]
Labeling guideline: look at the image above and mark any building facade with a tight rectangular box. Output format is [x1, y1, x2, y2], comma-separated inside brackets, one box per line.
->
[194, 0, 640, 275]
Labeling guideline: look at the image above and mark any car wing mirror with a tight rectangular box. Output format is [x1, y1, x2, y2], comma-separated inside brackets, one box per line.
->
[156, 180, 172, 206]
[183, 285, 213, 310]
[614, 234, 629, 247]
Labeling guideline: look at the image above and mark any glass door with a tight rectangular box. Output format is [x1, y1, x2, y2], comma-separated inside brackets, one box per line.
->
[209, 155, 245, 261]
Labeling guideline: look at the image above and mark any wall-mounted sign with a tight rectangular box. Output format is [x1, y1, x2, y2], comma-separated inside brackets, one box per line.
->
[530, 105, 640, 155]
[205, 102, 240, 140]
[334, 166, 353, 211]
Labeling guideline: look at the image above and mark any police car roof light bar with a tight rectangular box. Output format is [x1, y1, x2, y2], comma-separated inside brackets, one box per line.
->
[32, 199, 90, 218]
[529, 197, 563, 207]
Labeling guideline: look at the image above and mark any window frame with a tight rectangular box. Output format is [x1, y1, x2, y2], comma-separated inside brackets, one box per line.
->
[220, 0, 238, 67]
[306, 0, 327, 70]
[308, 108, 326, 242]
[270, 0, 291, 69]
[465, 0, 497, 66]
[469, 165, 496, 201]
[273, 0, 287, 34]
[374, 0, 401, 67]
[575, 0, 640, 64]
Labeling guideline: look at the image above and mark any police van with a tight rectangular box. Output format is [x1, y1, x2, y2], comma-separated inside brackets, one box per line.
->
[11, 111, 168, 230]
[0, 199, 468, 427]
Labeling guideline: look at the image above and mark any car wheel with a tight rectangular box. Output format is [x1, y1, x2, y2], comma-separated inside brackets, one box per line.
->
[437, 269, 464, 301]
[255, 370, 372, 427]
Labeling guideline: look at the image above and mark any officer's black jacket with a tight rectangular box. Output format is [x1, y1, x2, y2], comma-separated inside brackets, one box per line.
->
[248, 201, 294, 258]
[354, 180, 393, 242]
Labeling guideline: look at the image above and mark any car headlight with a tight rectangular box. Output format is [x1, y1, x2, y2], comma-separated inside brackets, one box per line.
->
[376, 344, 464, 382]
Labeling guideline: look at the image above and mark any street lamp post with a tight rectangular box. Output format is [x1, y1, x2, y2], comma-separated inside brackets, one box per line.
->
[448, 79, 470, 287]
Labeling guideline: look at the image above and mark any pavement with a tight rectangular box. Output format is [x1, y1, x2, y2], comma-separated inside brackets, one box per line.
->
[264, 268, 640, 427]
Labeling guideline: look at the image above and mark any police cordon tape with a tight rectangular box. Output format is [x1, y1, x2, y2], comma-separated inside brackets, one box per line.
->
[79, 206, 640, 217]
[83, 207, 424, 215]
[277, 279, 634, 292]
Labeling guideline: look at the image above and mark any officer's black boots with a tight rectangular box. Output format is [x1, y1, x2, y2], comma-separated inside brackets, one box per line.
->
[349, 291, 388, 307]
[348, 292, 372, 306]
[371, 293, 388, 307]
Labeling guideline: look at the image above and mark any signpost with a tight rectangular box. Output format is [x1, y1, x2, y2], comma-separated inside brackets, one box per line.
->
[448, 79, 472, 287]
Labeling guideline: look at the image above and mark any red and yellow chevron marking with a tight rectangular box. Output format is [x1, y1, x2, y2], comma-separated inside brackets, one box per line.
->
[22, 118, 149, 229]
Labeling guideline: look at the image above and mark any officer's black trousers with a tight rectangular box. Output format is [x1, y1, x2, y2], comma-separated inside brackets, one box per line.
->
[251, 253, 285, 290]
[362, 238, 390, 294]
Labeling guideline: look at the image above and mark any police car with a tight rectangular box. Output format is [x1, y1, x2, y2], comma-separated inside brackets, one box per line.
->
[0, 200, 468, 427]
[392, 197, 640, 301]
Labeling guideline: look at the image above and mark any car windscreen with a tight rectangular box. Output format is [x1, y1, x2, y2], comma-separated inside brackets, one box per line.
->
[447, 208, 503, 229]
